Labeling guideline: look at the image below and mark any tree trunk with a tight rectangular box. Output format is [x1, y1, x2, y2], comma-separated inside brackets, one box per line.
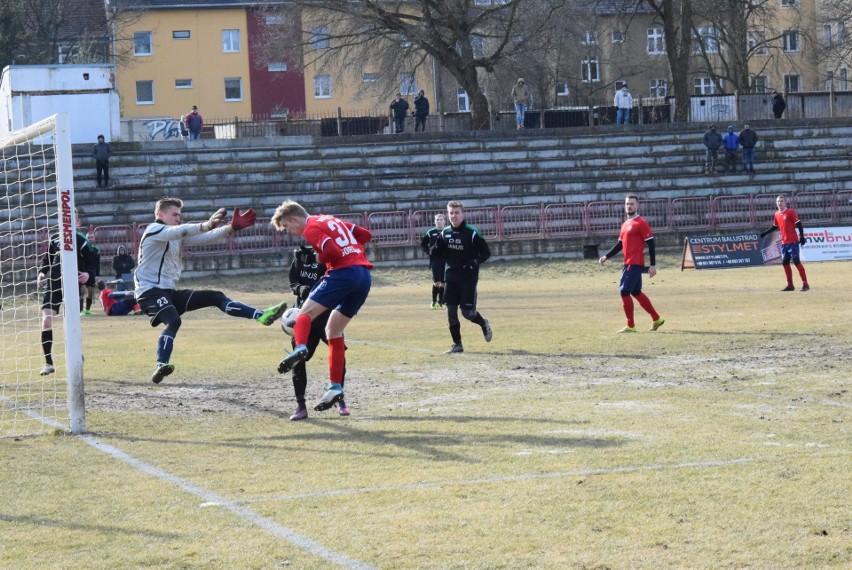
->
[470, 91, 491, 130]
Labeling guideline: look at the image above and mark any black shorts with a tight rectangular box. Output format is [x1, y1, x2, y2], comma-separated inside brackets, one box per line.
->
[83, 273, 96, 287]
[430, 257, 446, 283]
[41, 279, 63, 312]
[444, 278, 478, 311]
[137, 288, 194, 326]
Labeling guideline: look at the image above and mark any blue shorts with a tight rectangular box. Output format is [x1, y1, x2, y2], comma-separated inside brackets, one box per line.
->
[309, 265, 372, 318]
[619, 265, 643, 295]
[781, 243, 801, 263]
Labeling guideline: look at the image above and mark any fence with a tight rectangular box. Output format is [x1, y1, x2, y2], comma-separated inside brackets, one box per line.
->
[5, 191, 844, 274]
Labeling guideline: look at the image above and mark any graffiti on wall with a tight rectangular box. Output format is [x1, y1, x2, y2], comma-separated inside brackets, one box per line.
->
[144, 119, 183, 140]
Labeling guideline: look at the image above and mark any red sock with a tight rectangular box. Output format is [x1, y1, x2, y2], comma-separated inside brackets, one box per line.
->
[634, 292, 660, 321]
[783, 263, 793, 285]
[795, 263, 808, 285]
[621, 295, 635, 328]
[328, 336, 345, 384]
[293, 313, 312, 346]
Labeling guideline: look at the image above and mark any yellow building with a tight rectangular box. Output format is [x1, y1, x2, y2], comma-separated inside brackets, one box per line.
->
[115, 6, 252, 120]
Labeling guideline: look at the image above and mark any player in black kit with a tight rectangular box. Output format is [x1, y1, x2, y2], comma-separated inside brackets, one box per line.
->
[420, 212, 447, 309]
[286, 245, 348, 420]
[433, 201, 493, 353]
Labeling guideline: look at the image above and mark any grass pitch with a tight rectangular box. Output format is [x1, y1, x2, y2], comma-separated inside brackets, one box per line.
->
[1, 254, 850, 569]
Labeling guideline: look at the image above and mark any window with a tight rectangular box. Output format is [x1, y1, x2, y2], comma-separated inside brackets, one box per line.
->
[175, 79, 192, 89]
[647, 28, 665, 54]
[399, 33, 413, 48]
[267, 62, 287, 72]
[172, 30, 190, 40]
[265, 15, 285, 25]
[582, 30, 597, 45]
[314, 75, 331, 98]
[222, 29, 240, 52]
[134, 32, 152, 56]
[612, 30, 624, 44]
[471, 35, 485, 57]
[783, 30, 800, 52]
[826, 70, 835, 90]
[649, 79, 667, 97]
[135, 80, 154, 103]
[840, 68, 848, 90]
[474, 0, 491, 4]
[581, 57, 600, 82]
[839, 23, 847, 44]
[224, 77, 242, 101]
[753, 75, 767, 93]
[693, 27, 720, 54]
[362, 72, 379, 83]
[781, 0, 796, 6]
[693, 76, 718, 95]
[748, 30, 768, 55]
[824, 24, 833, 47]
[457, 88, 470, 112]
[271, 107, 289, 119]
[784, 74, 800, 93]
[311, 27, 329, 49]
[557, 81, 569, 96]
[400, 73, 417, 95]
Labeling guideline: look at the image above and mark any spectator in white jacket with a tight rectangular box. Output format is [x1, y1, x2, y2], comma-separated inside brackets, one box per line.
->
[614, 84, 633, 125]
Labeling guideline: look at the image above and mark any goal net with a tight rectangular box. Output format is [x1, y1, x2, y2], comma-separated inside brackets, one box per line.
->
[0, 114, 85, 437]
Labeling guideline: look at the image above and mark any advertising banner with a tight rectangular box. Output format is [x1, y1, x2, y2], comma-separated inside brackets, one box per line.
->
[801, 226, 852, 262]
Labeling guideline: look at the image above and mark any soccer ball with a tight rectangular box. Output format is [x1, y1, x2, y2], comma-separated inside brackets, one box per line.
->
[280, 307, 300, 337]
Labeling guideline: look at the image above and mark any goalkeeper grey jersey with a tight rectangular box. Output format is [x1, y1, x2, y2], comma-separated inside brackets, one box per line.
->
[134, 221, 232, 297]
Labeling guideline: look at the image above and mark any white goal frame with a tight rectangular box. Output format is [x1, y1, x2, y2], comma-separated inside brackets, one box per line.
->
[0, 113, 85, 434]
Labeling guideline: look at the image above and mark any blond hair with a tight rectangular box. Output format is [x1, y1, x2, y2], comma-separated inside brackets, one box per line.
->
[446, 200, 464, 211]
[155, 197, 183, 216]
[271, 200, 309, 230]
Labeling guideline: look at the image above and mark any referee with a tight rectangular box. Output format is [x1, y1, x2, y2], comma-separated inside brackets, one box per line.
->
[434, 201, 493, 353]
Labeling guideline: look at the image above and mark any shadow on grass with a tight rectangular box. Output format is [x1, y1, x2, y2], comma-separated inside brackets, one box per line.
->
[0, 513, 183, 538]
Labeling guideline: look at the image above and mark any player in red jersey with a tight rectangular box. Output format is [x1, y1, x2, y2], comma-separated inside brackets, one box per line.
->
[271, 201, 373, 412]
[760, 195, 809, 291]
[96, 280, 141, 316]
[599, 195, 665, 333]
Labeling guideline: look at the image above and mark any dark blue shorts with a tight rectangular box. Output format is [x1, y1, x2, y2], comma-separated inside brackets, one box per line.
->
[619, 265, 643, 295]
[781, 243, 801, 263]
[309, 265, 372, 318]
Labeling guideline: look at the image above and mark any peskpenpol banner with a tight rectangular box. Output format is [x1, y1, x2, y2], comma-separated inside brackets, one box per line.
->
[682, 227, 852, 270]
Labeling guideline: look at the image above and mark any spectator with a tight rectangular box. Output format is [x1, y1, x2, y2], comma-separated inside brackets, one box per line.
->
[413, 90, 430, 132]
[614, 84, 633, 125]
[772, 90, 786, 119]
[112, 245, 136, 291]
[702, 124, 723, 175]
[184, 105, 203, 140]
[92, 135, 111, 188]
[390, 93, 410, 134]
[739, 123, 758, 173]
[722, 125, 740, 173]
[511, 78, 530, 130]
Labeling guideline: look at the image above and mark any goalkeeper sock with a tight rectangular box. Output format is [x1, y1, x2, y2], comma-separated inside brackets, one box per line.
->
[621, 295, 635, 328]
[41, 330, 53, 365]
[634, 292, 660, 321]
[795, 262, 808, 284]
[223, 300, 261, 319]
[328, 337, 345, 384]
[293, 313, 313, 346]
[783, 263, 793, 285]
[449, 323, 462, 345]
[156, 332, 176, 364]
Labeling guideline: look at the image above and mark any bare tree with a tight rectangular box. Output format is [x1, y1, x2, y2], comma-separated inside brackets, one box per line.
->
[816, 0, 852, 87]
[645, 0, 695, 121]
[258, 0, 567, 130]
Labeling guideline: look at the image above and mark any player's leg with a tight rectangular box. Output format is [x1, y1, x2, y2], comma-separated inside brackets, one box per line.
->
[136, 289, 181, 383]
[109, 297, 137, 316]
[790, 244, 809, 290]
[443, 280, 464, 353]
[459, 278, 492, 343]
[781, 245, 795, 290]
[433, 259, 446, 308]
[39, 282, 62, 374]
[278, 298, 328, 374]
[184, 289, 287, 325]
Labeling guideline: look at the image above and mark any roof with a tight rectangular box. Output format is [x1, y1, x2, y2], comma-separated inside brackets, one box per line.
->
[593, 0, 655, 16]
[116, 0, 287, 8]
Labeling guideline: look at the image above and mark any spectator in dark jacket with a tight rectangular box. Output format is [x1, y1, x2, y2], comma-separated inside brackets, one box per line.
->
[722, 125, 740, 173]
[739, 123, 758, 173]
[92, 135, 111, 187]
[390, 93, 410, 133]
[184, 106, 204, 139]
[112, 245, 136, 291]
[702, 125, 723, 174]
[413, 90, 429, 132]
[772, 90, 786, 119]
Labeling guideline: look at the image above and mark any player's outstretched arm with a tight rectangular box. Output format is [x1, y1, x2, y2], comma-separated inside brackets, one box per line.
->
[600, 241, 623, 264]
[352, 225, 372, 244]
[759, 225, 779, 238]
[796, 221, 806, 246]
[201, 208, 227, 232]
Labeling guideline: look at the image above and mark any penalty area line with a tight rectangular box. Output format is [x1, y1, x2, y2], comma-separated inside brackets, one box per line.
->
[12, 405, 377, 570]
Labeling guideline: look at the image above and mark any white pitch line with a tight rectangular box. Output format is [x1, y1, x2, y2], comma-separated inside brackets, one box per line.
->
[210, 456, 757, 506]
[11, 404, 377, 570]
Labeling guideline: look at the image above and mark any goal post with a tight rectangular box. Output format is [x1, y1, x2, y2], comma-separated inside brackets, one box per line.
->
[0, 113, 86, 436]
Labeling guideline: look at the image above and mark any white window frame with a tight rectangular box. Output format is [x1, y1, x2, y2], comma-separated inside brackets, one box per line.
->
[267, 62, 287, 72]
[224, 77, 243, 101]
[222, 29, 240, 53]
[175, 79, 193, 89]
[556, 81, 569, 96]
[172, 30, 190, 40]
[400, 72, 417, 95]
[457, 88, 470, 112]
[611, 30, 624, 44]
[314, 75, 332, 98]
[135, 80, 154, 104]
[362, 72, 379, 83]
[693, 27, 720, 54]
[134, 32, 152, 56]
[693, 76, 719, 95]
[311, 27, 329, 50]
[782, 29, 800, 52]
[582, 30, 597, 45]
[748, 30, 768, 55]
[471, 35, 485, 58]
[753, 75, 768, 93]
[581, 57, 600, 83]
[647, 28, 665, 55]
[649, 79, 667, 97]
[784, 74, 800, 93]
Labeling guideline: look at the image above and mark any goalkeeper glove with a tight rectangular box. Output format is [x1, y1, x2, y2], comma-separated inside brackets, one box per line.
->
[230, 207, 256, 231]
[202, 208, 227, 231]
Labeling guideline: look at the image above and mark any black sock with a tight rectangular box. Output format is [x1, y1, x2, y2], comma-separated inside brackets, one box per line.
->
[470, 313, 486, 327]
[431, 285, 439, 303]
[41, 330, 53, 365]
[85, 297, 93, 310]
[450, 324, 462, 345]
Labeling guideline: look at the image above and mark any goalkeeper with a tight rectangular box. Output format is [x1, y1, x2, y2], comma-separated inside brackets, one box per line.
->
[135, 198, 288, 384]
[285, 245, 348, 420]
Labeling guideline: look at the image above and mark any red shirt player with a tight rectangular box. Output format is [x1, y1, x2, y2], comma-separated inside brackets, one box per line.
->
[96, 280, 140, 316]
[760, 194, 809, 291]
[599, 195, 665, 333]
[271, 201, 373, 413]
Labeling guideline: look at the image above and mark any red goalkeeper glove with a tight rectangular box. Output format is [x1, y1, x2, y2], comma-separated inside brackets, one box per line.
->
[230, 207, 256, 231]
